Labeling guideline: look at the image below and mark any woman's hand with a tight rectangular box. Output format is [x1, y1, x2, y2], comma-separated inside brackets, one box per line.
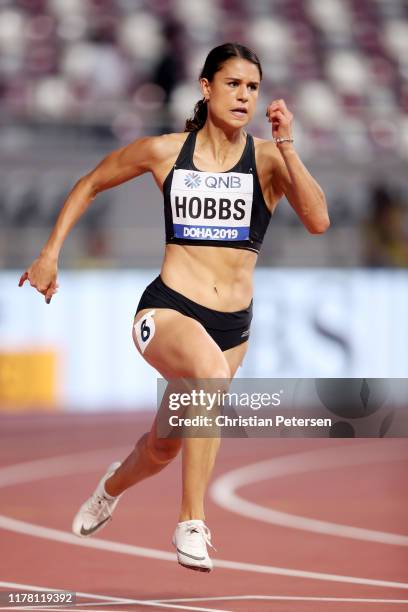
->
[266, 99, 293, 141]
[19, 253, 59, 304]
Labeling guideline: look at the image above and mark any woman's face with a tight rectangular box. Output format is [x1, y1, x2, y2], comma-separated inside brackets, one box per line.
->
[201, 57, 261, 129]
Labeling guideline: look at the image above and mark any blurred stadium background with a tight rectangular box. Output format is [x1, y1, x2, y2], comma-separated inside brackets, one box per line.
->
[1, 0, 408, 412]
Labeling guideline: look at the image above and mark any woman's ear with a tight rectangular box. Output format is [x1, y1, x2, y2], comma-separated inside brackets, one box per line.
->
[199, 78, 210, 101]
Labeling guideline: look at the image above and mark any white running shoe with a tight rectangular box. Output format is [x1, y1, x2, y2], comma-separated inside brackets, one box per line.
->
[72, 461, 122, 537]
[172, 519, 215, 572]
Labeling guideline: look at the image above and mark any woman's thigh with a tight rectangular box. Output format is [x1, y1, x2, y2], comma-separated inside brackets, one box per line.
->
[134, 308, 249, 445]
[133, 307, 231, 380]
[223, 341, 249, 378]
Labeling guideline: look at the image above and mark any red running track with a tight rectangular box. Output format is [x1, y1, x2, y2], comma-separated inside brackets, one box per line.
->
[0, 412, 407, 612]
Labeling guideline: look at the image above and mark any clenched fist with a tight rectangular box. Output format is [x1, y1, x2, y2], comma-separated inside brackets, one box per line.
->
[266, 98, 293, 142]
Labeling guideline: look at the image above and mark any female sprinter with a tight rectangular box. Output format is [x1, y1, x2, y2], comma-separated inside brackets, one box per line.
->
[19, 43, 329, 572]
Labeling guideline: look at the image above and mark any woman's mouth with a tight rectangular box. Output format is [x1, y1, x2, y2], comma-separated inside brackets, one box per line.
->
[230, 108, 248, 119]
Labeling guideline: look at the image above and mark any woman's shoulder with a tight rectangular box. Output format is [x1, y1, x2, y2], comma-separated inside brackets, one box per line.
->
[116, 132, 190, 174]
[145, 131, 190, 162]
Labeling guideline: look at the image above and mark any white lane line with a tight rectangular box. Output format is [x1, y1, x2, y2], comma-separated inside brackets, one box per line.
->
[211, 441, 408, 545]
[1, 515, 408, 591]
[0, 582, 230, 612]
[0, 515, 174, 562]
[0, 448, 129, 488]
[0, 609, 148, 612]
[0, 603, 231, 612]
[0, 609, 129, 611]
[1, 448, 408, 591]
[153, 595, 408, 604]
[2, 595, 408, 609]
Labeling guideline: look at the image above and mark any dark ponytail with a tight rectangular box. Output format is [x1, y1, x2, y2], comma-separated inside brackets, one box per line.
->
[184, 42, 262, 132]
[185, 98, 208, 132]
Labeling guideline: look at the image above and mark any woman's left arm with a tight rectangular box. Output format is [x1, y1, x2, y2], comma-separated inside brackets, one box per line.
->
[266, 99, 330, 234]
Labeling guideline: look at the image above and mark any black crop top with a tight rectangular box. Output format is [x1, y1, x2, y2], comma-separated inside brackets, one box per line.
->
[162, 130, 271, 253]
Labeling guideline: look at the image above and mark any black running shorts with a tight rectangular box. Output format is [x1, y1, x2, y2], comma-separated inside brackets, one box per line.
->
[136, 275, 252, 352]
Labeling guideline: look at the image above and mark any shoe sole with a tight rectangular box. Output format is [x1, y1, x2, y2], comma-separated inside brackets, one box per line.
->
[178, 561, 212, 573]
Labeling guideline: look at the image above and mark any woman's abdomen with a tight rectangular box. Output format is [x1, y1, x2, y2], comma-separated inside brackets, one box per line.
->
[160, 244, 256, 311]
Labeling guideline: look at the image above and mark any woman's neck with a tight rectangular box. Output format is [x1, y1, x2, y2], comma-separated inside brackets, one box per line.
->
[197, 121, 246, 165]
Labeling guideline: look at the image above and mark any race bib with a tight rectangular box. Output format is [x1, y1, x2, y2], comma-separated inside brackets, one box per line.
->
[170, 169, 253, 241]
[134, 309, 156, 354]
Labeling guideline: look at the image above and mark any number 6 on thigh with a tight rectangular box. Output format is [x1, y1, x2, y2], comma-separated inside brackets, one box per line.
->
[134, 309, 156, 354]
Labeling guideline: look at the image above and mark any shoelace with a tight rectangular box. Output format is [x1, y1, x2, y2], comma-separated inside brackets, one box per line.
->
[87, 494, 112, 520]
[188, 524, 216, 551]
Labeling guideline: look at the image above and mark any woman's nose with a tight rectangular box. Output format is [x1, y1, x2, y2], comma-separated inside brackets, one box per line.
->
[237, 87, 248, 101]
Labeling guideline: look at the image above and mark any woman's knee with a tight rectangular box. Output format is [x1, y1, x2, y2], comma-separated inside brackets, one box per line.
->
[189, 357, 231, 381]
[190, 365, 231, 408]
[139, 432, 182, 465]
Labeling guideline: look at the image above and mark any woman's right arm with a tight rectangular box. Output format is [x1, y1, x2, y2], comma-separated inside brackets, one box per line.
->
[19, 136, 164, 303]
